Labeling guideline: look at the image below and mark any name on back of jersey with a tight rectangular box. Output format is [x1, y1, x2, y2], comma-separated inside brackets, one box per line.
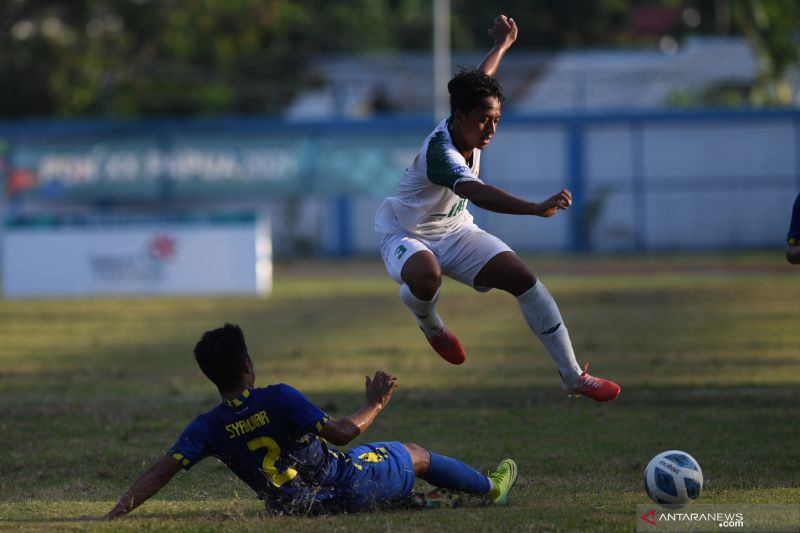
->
[225, 410, 270, 438]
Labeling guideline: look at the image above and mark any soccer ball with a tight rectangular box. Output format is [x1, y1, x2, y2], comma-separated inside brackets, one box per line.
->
[643, 450, 703, 504]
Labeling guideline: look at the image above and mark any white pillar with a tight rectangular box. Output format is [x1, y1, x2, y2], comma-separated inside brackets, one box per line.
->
[433, 0, 451, 121]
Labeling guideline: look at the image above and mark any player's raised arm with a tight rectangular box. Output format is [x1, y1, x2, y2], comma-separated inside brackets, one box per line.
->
[477, 15, 518, 77]
[318, 371, 398, 446]
[82, 455, 183, 520]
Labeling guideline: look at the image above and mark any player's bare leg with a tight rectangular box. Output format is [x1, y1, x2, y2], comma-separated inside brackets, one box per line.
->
[400, 251, 466, 364]
[474, 251, 620, 402]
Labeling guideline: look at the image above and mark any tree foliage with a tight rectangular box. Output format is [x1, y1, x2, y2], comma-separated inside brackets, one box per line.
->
[1, 0, 796, 118]
[731, 0, 798, 105]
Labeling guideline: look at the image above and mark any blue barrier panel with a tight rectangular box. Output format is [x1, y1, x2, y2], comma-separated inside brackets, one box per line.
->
[2, 109, 798, 254]
[0, 117, 431, 204]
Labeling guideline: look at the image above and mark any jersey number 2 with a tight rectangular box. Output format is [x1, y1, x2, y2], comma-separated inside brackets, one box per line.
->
[247, 436, 298, 487]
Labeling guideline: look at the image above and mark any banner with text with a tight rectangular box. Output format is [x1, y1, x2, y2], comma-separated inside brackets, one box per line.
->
[2, 215, 271, 298]
[3, 125, 421, 202]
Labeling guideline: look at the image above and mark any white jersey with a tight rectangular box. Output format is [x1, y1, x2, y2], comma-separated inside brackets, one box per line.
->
[375, 119, 484, 240]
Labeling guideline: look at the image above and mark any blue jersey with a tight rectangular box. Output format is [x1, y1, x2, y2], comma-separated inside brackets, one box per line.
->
[168, 384, 415, 514]
[169, 384, 346, 511]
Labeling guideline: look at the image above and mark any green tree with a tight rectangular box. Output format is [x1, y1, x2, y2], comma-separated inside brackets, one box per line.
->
[1, 0, 319, 117]
[1, 0, 797, 118]
[731, 0, 798, 106]
[450, 0, 631, 49]
[0, 0, 639, 117]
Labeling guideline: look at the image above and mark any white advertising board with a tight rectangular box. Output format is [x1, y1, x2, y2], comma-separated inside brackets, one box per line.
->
[2, 216, 271, 298]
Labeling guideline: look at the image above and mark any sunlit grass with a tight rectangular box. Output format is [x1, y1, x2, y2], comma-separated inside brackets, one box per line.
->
[1, 252, 798, 531]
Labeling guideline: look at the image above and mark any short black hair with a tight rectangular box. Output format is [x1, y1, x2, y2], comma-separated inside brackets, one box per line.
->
[448, 69, 505, 118]
[194, 323, 250, 391]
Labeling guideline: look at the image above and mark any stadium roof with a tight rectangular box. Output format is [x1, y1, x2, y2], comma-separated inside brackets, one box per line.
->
[285, 37, 762, 119]
[517, 37, 759, 112]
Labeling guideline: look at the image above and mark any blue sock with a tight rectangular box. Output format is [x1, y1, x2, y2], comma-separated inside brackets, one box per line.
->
[420, 452, 491, 495]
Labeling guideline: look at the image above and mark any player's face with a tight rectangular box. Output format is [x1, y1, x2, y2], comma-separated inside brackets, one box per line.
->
[454, 97, 501, 150]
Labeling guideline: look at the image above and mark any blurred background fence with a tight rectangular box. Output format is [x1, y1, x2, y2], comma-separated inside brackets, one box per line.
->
[2, 0, 799, 296]
[2, 108, 798, 258]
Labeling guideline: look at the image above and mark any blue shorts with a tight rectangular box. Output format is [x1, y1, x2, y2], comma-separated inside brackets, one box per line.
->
[335, 441, 416, 511]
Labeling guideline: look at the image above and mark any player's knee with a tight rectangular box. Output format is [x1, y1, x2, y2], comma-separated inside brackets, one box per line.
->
[404, 443, 431, 475]
[518, 268, 536, 289]
[506, 267, 536, 296]
[404, 268, 441, 299]
[418, 273, 442, 298]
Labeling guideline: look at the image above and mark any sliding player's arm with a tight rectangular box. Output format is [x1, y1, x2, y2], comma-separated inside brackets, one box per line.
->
[318, 371, 398, 446]
[83, 455, 183, 520]
[455, 181, 572, 217]
[477, 15, 518, 77]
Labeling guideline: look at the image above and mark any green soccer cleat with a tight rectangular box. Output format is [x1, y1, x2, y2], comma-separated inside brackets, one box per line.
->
[487, 459, 518, 505]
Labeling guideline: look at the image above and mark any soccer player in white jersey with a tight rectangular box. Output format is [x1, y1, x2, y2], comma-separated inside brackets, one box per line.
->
[374, 15, 620, 402]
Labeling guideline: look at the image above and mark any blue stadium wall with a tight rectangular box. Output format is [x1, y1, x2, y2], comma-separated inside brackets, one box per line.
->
[1, 109, 798, 256]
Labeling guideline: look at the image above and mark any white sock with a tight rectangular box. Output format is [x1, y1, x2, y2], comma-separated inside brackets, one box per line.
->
[516, 281, 582, 386]
[399, 284, 444, 337]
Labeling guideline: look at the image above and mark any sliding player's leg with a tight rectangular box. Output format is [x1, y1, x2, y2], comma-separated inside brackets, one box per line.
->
[336, 442, 517, 511]
[405, 443, 518, 507]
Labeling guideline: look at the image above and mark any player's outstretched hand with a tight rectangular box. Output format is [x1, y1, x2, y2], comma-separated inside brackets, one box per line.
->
[488, 14, 518, 48]
[535, 188, 572, 217]
[365, 371, 398, 409]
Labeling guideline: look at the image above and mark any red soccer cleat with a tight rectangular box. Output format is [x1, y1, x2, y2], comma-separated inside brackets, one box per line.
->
[424, 327, 467, 365]
[564, 362, 621, 402]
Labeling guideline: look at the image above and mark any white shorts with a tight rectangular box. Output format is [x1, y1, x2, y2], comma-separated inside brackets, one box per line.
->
[379, 223, 512, 291]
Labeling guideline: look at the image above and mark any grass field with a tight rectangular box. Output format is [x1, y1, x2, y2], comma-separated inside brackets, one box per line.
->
[1, 252, 798, 532]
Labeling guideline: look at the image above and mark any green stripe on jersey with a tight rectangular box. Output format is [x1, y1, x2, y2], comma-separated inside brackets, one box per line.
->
[426, 130, 469, 190]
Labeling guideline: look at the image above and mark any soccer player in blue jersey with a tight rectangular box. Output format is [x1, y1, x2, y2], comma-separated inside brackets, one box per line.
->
[88, 324, 517, 519]
[374, 15, 620, 402]
[786, 193, 800, 264]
